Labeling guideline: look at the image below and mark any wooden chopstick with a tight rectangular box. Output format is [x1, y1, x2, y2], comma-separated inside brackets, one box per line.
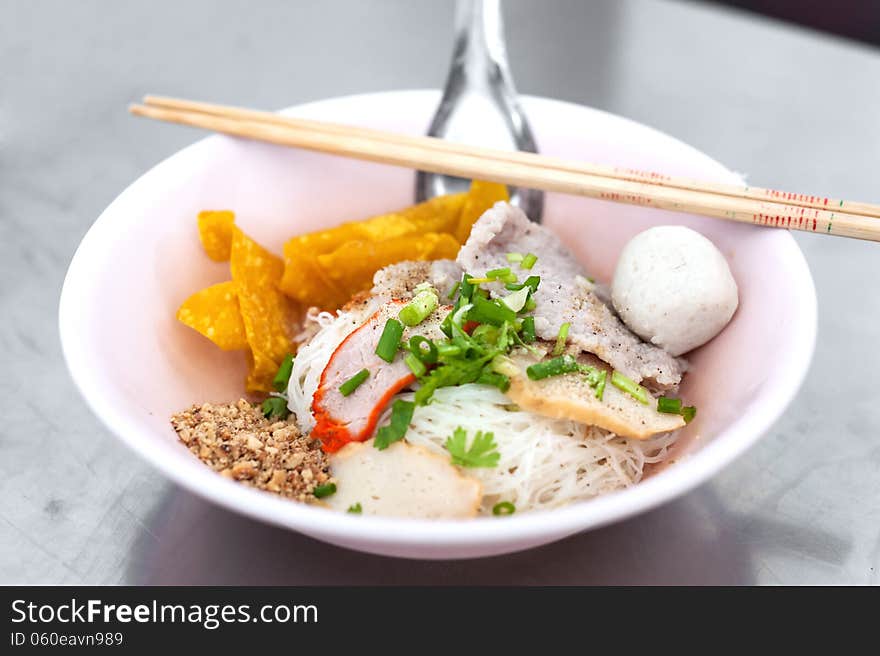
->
[143, 95, 880, 220]
[129, 97, 880, 242]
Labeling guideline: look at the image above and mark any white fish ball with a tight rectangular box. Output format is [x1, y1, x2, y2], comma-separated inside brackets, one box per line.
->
[611, 226, 738, 357]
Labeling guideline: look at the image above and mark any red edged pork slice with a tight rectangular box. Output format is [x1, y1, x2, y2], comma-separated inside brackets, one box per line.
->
[312, 299, 448, 452]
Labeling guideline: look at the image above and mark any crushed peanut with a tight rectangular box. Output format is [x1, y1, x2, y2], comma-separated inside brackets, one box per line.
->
[170, 399, 333, 503]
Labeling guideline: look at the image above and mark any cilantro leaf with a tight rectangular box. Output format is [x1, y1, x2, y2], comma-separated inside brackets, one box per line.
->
[444, 427, 501, 468]
[414, 354, 493, 405]
[374, 400, 415, 450]
[261, 396, 290, 420]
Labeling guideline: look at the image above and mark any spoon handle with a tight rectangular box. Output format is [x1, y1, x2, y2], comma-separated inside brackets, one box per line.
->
[416, 0, 544, 222]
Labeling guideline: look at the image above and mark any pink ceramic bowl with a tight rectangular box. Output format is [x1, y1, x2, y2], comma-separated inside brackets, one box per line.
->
[59, 91, 816, 559]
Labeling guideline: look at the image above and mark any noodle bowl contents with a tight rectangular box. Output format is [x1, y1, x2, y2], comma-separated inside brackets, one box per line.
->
[170, 183, 738, 518]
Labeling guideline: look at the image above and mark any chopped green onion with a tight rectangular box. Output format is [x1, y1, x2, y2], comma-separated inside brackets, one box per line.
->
[375, 318, 404, 362]
[404, 352, 427, 377]
[468, 295, 517, 326]
[398, 289, 439, 326]
[520, 253, 538, 270]
[436, 343, 462, 358]
[594, 370, 607, 401]
[657, 396, 682, 414]
[526, 355, 580, 380]
[338, 368, 370, 396]
[492, 501, 516, 516]
[374, 399, 415, 450]
[501, 286, 530, 312]
[347, 503, 362, 514]
[459, 273, 475, 300]
[506, 252, 524, 263]
[524, 297, 537, 311]
[681, 406, 697, 423]
[477, 370, 510, 392]
[261, 396, 289, 420]
[656, 397, 695, 422]
[611, 370, 649, 405]
[447, 281, 461, 299]
[505, 275, 540, 292]
[469, 269, 517, 285]
[272, 353, 294, 392]
[409, 335, 438, 364]
[487, 267, 511, 279]
[521, 316, 536, 343]
[553, 322, 571, 356]
[313, 483, 336, 499]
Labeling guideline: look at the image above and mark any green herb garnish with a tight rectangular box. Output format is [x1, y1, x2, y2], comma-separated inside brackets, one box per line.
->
[272, 353, 295, 392]
[375, 318, 404, 363]
[657, 396, 696, 422]
[492, 501, 516, 516]
[414, 352, 494, 405]
[506, 252, 524, 264]
[398, 289, 439, 327]
[347, 503, 362, 514]
[444, 427, 500, 468]
[338, 368, 369, 397]
[313, 483, 337, 499]
[505, 275, 540, 292]
[476, 369, 511, 392]
[485, 267, 517, 284]
[501, 286, 531, 312]
[458, 273, 476, 301]
[526, 355, 580, 381]
[404, 352, 427, 377]
[553, 322, 570, 356]
[374, 399, 415, 450]
[408, 335, 438, 364]
[593, 369, 607, 401]
[657, 396, 682, 414]
[611, 370, 649, 405]
[521, 316, 536, 343]
[435, 342, 462, 358]
[468, 294, 517, 326]
[520, 253, 538, 270]
[261, 396, 289, 420]
[486, 267, 511, 279]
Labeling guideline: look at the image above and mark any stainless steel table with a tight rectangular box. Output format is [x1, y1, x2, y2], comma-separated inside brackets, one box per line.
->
[2, 0, 878, 584]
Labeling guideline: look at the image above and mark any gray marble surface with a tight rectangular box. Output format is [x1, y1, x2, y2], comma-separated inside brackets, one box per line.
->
[2, 0, 878, 585]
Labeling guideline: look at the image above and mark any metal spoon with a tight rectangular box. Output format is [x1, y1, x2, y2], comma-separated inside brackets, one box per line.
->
[415, 0, 544, 223]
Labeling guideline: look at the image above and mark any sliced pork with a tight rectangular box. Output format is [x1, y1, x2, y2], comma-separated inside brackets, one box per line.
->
[371, 259, 462, 301]
[457, 202, 685, 389]
[311, 299, 448, 452]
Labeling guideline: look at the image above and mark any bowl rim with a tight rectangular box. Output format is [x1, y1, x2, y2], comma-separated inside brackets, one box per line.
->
[59, 89, 817, 548]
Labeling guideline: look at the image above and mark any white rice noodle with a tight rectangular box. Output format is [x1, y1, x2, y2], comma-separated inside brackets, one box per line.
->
[387, 384, 679, 514]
